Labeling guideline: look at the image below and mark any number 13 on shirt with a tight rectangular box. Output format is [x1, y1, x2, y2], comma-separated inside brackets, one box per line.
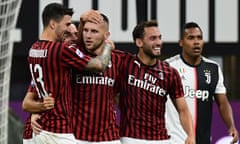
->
[29, 63, 48, 98]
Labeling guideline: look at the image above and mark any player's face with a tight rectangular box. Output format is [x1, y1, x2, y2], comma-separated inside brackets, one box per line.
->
[139, 27, 162, 58]
[55, 15, 72, 42]
[63, 24, 78, 44]
[180, 27, 204, 59]
[82, 21, 109, 54]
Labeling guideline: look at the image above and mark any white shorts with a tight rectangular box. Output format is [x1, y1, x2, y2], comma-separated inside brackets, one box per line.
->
[23, 138, 34, 144]
[76, 139, 121, 144]
[33, 130, 76, 144]
[120, 137, 171, 144]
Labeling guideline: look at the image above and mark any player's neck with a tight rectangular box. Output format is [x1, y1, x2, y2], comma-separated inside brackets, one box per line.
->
[40, 29, 57, 42]
[94, 46, 104, 55]
[137, 52, 157, 66]
[87, 45, 104, 56]
[182, 54, 201, 66]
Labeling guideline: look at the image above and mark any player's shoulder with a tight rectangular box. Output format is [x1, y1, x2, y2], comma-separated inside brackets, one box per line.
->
[47, 40, 68, 49]
[164, 54, 181, 64]
[156, 59, 174, 71]
[201, 56, 222, 70]
[48, 40, 64, 46]
[65, 43, 78, 48]
[158, 58, 180, 72]
[112, 49, 132, 59]
[112, 49, 129, 55]
[157, 59, 169, 66]
[63, 43, 84, 52]
[201, 56, 219, 65]
[31, 40, 64, 50]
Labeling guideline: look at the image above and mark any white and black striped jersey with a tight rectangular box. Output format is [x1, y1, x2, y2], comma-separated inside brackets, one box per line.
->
[165, 54, 226, 144]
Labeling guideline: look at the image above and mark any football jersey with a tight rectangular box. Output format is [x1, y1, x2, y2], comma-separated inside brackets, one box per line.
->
[23, 116, 32, 139]
[28, 40, 90, 133]
[72, 49, 124, 141]
[165, 54, 226, 144]
[119, 53, 184, 140]
[23, 81, 37, 140]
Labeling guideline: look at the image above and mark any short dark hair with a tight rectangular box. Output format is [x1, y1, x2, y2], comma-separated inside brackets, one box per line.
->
[132, 20, 158, 42]
[181, 22, 202, 39]
[100, 13, 109, 25]
[42, 3, 74, 27]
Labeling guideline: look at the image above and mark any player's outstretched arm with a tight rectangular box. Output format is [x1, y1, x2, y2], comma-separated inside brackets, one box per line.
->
[215, 94, 239, 144]
[173, 97, 196, 144]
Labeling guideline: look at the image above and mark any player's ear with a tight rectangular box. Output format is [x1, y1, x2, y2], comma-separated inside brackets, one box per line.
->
[136, 38, 143, 47]
[49, 20, 56, 30]
[179, 39, 183, 47]
[104, 31, 110, 39]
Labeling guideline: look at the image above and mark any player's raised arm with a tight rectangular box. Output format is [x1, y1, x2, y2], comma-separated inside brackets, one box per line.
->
[78, 9, 103, 44]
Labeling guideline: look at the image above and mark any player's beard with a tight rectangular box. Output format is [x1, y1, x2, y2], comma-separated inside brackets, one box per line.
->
[57, 32, 65, 42]
[85, 40, 104, 54]
[143, 47, 161, 59]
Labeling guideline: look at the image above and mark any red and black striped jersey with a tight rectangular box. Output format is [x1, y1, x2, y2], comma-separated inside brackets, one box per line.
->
[72, 49, 124, 141]
[27, 40, 90, 133]
[23, 116, 32, 139]
[119, 53, 184, 140]
[23, 82, 37, 139]
[23, 81, 36, 139]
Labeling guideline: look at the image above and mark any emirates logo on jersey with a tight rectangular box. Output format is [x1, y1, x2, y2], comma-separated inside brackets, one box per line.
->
[204, 70, 211, 84]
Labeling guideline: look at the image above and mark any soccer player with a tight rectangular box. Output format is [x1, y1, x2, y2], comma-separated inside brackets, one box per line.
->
[27, 3, 112, 144]
[118, 20, 195, 144]
[63, 23, 78, 45]
[165, 22, 239, 144]
[72, 13, 122, 144]
[22, 87, 55, 144]
[22, 23, 78, 144]
[23, 12, 122, 143]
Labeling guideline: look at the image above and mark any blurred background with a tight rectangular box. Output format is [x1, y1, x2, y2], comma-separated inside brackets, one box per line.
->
[3, 0, 240, 143]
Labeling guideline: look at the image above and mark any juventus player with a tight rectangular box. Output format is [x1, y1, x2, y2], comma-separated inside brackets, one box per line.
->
[165, 22, 239, 144]
[27, 3, 112, 144]
[118, 20, 195, 144]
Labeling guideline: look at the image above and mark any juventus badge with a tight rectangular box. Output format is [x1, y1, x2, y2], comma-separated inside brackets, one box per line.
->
[204, 70, 211, 84]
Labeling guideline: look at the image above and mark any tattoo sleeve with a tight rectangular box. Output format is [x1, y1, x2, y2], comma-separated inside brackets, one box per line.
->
[99, 43, 111, 68]
[85, 43, 112, 71]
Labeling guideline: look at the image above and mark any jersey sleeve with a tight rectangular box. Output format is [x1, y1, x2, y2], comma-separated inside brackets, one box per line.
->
[61, 44, 91, 71]
[168, 67, 184, 99]
[27, 80, 37, 93]
[215, 65, 226, 94]
[113, 50, 130, 93]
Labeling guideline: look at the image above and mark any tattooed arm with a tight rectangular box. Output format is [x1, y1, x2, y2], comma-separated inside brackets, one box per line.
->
[84, 43, 112, 71]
